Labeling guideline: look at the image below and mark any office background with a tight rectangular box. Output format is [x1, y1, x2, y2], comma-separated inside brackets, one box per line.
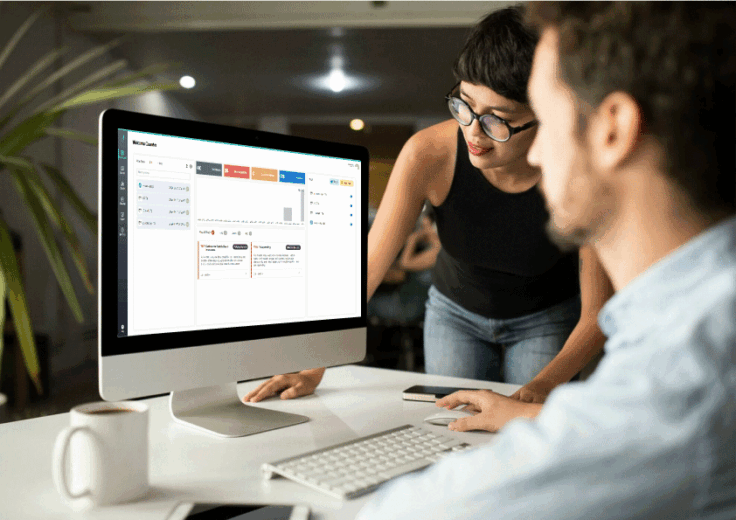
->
[0, 1, 515, 423]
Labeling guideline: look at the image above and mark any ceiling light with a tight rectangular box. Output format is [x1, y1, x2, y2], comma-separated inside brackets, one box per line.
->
[350, 119, 365, 131]
[328, 70, 346, 93]
[179, 75, 196, 89]
[296, 72, 379, 94]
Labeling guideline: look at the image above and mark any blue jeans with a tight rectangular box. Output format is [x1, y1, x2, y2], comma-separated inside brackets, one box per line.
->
[423, 285, 581, 384]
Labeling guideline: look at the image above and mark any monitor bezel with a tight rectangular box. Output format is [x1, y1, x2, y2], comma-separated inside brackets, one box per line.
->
[100, 108, 368, 358]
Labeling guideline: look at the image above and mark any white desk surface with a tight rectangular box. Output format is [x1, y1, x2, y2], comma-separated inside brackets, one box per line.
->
[0, 365, 520, 520]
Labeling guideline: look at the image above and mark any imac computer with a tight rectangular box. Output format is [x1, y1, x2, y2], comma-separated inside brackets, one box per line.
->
[99, 109, 368, 437]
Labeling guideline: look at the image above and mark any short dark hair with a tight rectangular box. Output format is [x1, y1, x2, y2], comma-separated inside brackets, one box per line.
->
[526, 2, 736, 213]
[453, 5, 539, 104]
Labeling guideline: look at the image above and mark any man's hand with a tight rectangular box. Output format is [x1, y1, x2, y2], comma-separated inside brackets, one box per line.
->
[509, 379, 559, 404]
[435, 390, 542, 433]
[243, 368, 325, 403]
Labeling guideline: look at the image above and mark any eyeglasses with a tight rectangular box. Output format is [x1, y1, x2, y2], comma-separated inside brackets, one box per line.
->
[445, 82, 537, 142]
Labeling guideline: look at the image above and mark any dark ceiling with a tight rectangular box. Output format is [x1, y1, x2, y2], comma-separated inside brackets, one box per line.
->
[89, 26, 471, 125]
[63, 2, 515, 127]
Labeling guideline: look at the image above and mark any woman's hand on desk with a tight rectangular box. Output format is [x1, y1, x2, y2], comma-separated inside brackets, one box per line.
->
[435, 390, 542, 433]
[243, 368, 326, 402]
[509, 379, 558, 404]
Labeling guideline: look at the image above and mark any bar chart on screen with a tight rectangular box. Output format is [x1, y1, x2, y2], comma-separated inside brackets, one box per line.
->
[197, 177, 306, 226]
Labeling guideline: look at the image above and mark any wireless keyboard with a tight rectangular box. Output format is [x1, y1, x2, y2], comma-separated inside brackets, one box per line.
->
[262, 424, 471, 499]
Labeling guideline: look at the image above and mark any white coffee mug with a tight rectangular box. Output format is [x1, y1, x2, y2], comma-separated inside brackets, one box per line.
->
[52, 401, 149, 509]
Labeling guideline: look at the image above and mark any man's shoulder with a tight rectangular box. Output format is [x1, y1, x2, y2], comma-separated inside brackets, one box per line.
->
[624, 263, 736, 375]
[592, 259, 736, 416]
[685, 264, 736, 352]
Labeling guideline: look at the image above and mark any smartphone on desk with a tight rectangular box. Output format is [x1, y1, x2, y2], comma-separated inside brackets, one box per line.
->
[166, 502, 310, 520]
[403, 385, 481, 402]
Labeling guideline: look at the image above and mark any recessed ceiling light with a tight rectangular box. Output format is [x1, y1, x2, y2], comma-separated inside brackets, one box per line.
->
[295, 72, 380, 94]
[350, 119, 365, 131]
[328, 70, 346, 93]
[179, 75, 196, 89]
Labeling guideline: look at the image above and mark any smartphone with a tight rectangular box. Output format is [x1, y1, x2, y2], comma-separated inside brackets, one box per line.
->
[166, 502, 310, 520]
[402, 385, 480, 402]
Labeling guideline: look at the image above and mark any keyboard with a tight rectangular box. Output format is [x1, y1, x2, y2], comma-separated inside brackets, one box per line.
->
[262, 424, 471, 499]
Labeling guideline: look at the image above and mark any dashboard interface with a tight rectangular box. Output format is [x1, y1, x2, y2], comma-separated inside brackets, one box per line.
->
[115, 128, 362, 339]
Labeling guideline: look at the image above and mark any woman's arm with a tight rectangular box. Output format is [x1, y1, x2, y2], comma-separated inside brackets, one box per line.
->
[510, 244, 615, 403]
[367, 133, 442, 300]
[398, 225, 441, 272]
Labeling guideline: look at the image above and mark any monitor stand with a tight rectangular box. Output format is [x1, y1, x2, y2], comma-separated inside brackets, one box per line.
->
[169, 382, 309, 438]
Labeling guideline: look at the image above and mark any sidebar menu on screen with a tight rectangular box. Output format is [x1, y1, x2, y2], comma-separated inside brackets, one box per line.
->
[118, 129, 128, 337]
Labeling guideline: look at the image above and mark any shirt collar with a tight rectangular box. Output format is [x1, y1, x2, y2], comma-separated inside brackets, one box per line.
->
[598, 214, 736, 339]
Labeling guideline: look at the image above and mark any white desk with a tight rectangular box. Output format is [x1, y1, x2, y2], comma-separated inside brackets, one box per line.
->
[0, 365, 519, 520]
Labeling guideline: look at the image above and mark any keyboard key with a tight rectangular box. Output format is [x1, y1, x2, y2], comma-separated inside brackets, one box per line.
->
[378, 458, 432, 480]
[439, 439, 465, 450]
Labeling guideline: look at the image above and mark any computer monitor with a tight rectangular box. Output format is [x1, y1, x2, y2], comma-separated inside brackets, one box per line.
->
[99, 109, 367, 437]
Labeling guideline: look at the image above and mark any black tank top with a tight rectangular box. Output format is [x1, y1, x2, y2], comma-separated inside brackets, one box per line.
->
[431, 129, 580, 319]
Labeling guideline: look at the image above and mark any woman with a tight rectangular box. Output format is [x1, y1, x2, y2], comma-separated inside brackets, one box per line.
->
[244, 6, 613, 422]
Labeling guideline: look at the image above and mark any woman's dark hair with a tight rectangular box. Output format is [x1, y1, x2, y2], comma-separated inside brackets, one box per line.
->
[453, 5, 539, 104]
[526, 2, 736, 213]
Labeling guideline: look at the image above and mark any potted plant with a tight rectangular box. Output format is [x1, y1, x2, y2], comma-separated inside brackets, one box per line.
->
[0, 7, 179, 409]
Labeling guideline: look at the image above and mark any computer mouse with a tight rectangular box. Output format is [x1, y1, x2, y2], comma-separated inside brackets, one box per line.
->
[424, 408, 475, 426]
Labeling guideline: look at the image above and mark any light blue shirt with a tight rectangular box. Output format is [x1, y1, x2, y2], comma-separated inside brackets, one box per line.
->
[357, 215, 736, 520]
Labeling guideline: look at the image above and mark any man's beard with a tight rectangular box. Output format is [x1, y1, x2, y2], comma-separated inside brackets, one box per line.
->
[544, 216, 589, 252]
[540, 155, 611, 253]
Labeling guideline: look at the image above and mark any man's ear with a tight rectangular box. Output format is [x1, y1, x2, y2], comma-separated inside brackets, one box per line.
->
[587, 91, 642, 176]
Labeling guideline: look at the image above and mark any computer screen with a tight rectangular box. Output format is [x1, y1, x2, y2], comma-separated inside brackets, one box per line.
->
[99, 109, 368, 437]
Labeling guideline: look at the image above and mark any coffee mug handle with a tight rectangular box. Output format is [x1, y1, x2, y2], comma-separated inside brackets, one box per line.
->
[52, 426, 94, 501]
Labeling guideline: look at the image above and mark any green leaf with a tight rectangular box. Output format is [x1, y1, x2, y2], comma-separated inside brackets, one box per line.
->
[0, 218, 42, 394]
[0, 111, 64, 157]
[0, 47, 67, 115]
[0, 157, 95, 291]
[45, 127, 98, 147]
[7, 168, 85, 323]
[23, 161, 95, 294]
[52, 81, 181, 112]
[0, 105, 23, 136]
[34, 59, 128, 114]
[0, 7, 47, 73]
[40, 163, 98, 235]
[18, 37, 123, 108]
[0, 38, 124, 133]
[0, 155, 32, 170]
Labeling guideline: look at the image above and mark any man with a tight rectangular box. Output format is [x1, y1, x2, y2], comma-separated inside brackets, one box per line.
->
[356, 3, 736, 519]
